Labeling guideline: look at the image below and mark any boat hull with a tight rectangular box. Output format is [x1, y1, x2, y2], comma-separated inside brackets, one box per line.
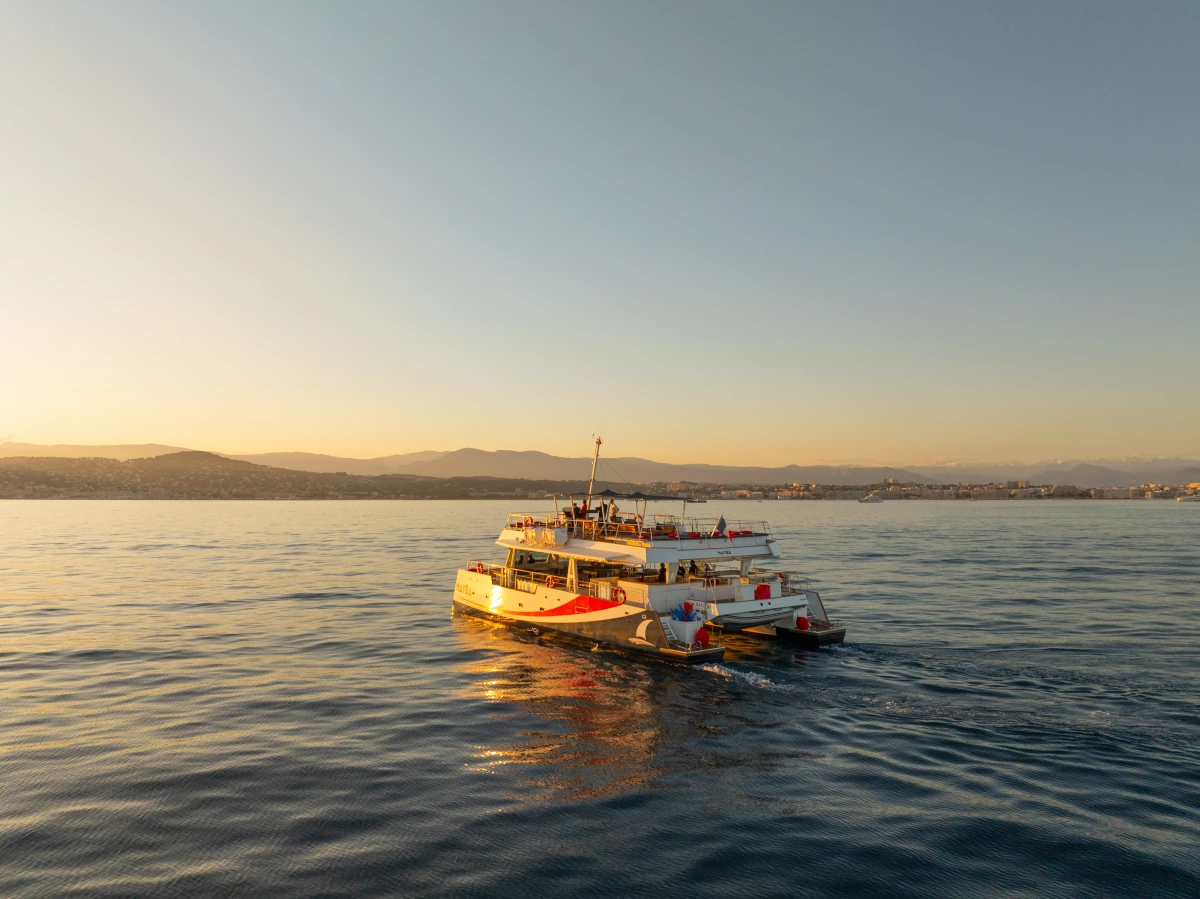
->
[738, 589, 847, 647]
[704, 591, 810, 631]
[452, 570, 723, 664]
[740, 619, 847, 647]
[773, 623, 847, 647]
[706, 602, 808, 630]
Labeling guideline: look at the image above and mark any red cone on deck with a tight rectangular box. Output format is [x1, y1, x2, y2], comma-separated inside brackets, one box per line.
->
[695, 627, 710, 647]
[795, 615, 810, 631]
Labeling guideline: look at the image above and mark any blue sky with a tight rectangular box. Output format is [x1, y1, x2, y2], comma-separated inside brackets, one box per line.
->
[2, 2, 1197, 464]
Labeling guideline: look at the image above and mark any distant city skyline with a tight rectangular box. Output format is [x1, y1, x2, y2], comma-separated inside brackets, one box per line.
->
[3, 4, 1198, 465]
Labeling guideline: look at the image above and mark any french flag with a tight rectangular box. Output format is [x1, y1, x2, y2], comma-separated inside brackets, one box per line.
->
[711, 516, 730, 539]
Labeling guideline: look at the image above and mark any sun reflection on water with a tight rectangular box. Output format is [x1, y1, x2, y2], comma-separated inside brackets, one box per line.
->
[453, 613, 670, 799]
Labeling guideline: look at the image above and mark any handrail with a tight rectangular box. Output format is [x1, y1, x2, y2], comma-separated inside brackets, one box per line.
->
[466, 561, 567, 593]
[649, 515, 771, 537]
[469, 560, 805, 595]
[501, 512, 771, 547]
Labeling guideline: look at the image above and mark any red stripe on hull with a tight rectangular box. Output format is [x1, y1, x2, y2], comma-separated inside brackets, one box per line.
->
[519, 595, 623, 617]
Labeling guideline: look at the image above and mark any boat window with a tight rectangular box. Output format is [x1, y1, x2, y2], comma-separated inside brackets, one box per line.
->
[525, 552, 547, 564]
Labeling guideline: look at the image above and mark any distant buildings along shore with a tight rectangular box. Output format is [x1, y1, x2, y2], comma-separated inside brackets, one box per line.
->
[661, 479, 1200, 501]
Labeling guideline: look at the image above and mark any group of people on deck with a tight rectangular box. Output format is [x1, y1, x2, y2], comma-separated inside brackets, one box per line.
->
[566, 498, 625, 525]
[656, 559, 713, 583]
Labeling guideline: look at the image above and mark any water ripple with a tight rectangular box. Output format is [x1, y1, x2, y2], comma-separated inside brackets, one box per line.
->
[0, 499, 1196, 897]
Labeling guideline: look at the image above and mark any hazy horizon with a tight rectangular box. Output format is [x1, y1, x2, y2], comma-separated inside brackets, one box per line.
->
[2, 437, 1199, 471]
[3, 4, 1198, 465]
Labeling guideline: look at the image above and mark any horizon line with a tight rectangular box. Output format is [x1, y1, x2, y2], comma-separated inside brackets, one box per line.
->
[3, 440, 1199, 470]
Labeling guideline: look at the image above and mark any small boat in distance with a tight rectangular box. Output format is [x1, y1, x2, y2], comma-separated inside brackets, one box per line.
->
[859, 492, 884, 504]
[1178, 495, 1200, 502]
[452, 439, 846, 664]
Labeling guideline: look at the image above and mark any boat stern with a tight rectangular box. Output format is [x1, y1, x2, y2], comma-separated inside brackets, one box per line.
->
[740, 590, 847, 647]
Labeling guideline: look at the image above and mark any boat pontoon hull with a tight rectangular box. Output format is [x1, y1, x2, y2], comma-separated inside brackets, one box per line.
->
[452, 572, 724, 664]
[744, 621, 848, 647]
[737, 590, 846, 647]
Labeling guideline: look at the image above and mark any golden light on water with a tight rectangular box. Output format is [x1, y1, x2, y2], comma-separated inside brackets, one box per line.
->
[453, 615, 669, 798]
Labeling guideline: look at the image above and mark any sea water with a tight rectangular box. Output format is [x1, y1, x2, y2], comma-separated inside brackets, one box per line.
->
[0, 500, 1197, 897]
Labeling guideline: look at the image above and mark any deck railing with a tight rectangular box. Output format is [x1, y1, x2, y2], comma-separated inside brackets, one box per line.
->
[469, 561, 809, 596]
[465, 561, 566, 593]
[501, 512, 771, 546]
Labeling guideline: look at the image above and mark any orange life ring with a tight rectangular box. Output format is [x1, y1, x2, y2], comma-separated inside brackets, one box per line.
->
[524, 516, 533, 528]
[613, 586, 626, 603]
[546, 576, 558, 589]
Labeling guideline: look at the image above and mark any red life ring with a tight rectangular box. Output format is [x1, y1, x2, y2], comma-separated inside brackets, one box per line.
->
[524, 516, 533, 528]
[613, 586, 626, 603]
[546, 576, 558, 589]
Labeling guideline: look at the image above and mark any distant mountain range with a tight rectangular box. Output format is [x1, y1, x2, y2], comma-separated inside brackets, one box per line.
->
[325, 448, 941, 486]
[909, 458, 1200, 488]
[0, 451, 590, 500]
[3, 443, 1198, 487]
[0, 443, 936, 485]
[1020, 463, 1200, 489]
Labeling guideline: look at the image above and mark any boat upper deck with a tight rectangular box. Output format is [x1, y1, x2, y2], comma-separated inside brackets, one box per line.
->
[505, 511, 770, 541]
[496, 512, 782, 565]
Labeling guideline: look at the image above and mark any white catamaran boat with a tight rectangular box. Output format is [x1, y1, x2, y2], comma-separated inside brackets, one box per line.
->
[452, 439, 846, 664]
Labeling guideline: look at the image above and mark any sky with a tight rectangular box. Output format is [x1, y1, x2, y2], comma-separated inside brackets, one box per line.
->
[2, 2, 1198, 466]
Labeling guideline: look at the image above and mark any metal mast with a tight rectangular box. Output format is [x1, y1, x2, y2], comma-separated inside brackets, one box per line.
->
[585, 435, 602, 507]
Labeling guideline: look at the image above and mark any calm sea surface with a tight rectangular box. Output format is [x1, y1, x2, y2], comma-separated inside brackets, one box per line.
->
[1, 500, 1197, 898]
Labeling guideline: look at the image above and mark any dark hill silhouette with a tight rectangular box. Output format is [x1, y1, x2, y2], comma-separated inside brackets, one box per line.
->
[0, 454, 582, 499]
[226, 450, 445, 474]
[141, 451, 262, 470]
[1164, 467, 1200, 485]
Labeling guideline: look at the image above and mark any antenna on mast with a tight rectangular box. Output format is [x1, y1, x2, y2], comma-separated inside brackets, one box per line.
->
[585, 435, 602, 506]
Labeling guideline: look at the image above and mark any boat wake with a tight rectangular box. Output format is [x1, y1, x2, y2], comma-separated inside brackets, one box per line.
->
[699, 663, 790, 692]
